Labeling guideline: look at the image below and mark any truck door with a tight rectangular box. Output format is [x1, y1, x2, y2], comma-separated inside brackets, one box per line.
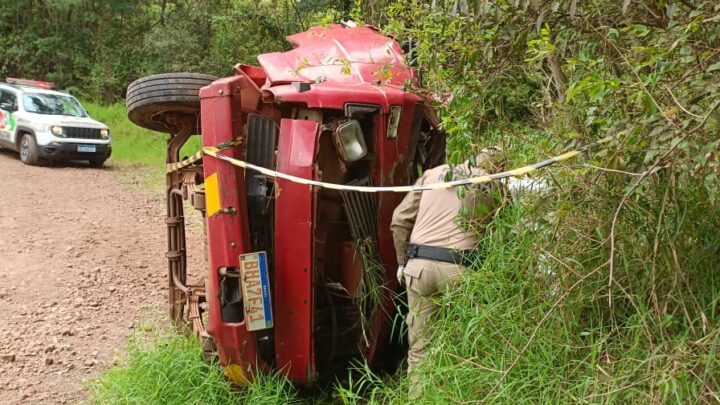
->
[0, 90, 19, 146]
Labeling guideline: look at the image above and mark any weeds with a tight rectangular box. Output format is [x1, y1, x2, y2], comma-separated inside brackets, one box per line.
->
[356, 238, 388, 349]
[333, 361, 394, 404]
[88, 331, 299, 405]
[332, 176, 720, 403]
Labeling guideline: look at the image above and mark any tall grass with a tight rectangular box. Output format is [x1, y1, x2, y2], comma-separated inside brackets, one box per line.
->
[89, 332, 300, 405]
[356, 238, 388, 349]
[334, 168, 720, 403]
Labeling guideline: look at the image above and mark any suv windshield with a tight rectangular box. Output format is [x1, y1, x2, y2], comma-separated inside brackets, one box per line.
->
[22, 93, 87, 117]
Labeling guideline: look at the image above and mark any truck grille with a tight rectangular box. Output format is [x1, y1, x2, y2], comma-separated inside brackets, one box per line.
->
[245, 114, 276, 168]
[64, 127, 102, 139]
[341, 177, 378, 242]
[245, 114, 278, 216]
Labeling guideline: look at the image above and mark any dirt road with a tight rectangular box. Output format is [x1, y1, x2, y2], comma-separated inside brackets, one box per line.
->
[0, 150, 200, 403]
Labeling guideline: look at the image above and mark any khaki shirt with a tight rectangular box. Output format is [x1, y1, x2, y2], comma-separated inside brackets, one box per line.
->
[390, 163, 505, 265]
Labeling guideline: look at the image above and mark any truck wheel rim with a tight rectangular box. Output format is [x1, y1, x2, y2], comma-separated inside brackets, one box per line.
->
[20, 139, 29, 161]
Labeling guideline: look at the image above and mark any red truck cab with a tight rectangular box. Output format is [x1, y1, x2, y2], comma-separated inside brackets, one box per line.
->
[127, 23, 445, 384]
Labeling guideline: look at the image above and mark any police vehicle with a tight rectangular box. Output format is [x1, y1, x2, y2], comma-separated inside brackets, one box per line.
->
[0, 78, 111, 167]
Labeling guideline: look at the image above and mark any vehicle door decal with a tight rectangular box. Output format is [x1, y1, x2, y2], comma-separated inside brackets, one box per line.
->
[0, 109, 16, 141]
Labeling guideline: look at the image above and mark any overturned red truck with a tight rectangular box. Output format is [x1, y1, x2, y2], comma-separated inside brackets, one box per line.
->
[126, 24, 445, 384]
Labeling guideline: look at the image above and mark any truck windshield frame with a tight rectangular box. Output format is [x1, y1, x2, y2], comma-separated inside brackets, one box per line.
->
[22, 93, 87, 117]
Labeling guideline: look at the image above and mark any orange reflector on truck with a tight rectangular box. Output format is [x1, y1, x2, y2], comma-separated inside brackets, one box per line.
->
[205, 173, 221, 217]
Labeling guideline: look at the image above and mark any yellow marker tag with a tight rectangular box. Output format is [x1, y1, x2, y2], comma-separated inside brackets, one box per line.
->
[205, 173, 221, 217]
[224, 363, 249, 384]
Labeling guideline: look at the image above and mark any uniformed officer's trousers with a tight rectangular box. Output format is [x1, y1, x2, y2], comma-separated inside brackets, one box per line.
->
[402, 258, 466, 399]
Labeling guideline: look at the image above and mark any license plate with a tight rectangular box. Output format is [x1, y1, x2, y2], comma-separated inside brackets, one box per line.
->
[77, 144, 96, 153]
[239, 252, 273, 331]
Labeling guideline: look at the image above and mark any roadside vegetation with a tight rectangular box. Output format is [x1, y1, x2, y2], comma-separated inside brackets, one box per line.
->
[355, 1, 720, 402]
[4, 0, 717, 403]
[89, 332, 299, 405]
[0, 1, 343, 103]
[83, 102, 201, 188]
[83, 103, 167, 170]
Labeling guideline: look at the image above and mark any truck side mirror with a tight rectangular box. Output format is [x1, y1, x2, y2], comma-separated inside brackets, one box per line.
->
[333, 120, 367, 162]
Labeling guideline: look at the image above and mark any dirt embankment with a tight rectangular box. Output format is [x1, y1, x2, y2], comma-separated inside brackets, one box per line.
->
[0, 150, 202, 404]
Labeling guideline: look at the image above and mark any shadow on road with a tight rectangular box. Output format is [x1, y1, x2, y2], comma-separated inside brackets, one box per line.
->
[0, 147, 116, 171]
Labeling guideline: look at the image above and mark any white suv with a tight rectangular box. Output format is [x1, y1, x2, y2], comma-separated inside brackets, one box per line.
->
[0, 78, 111, 167]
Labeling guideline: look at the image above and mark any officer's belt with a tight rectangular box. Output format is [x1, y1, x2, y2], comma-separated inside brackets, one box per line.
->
[406, 244, 476, 267]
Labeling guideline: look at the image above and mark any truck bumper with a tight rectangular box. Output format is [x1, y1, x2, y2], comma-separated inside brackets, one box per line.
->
[38, 142, 112, 161]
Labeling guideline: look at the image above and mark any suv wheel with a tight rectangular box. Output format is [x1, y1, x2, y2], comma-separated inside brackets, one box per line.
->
[126, 73, 217, 134]
[88, 158, 106, 168]
[19, 134, 39, 165]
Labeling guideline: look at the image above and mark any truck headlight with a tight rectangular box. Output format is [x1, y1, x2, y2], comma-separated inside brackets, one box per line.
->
[333, 120, 367, 162]
[51, 126, 64, 136]
[100, 129, 110, 140]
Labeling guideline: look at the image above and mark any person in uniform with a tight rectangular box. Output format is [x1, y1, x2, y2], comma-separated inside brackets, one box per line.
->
[390, 147, 507, 398]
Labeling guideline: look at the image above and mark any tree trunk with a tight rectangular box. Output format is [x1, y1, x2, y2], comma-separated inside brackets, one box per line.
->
[547, 51, 567, 103]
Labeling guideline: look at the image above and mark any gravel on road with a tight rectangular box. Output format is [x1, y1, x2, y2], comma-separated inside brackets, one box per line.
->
[0, 150, 203, 404]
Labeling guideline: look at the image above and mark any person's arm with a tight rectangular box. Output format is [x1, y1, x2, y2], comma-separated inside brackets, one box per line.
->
[460, 180, 509, 230]
[390, 180, 423, 266]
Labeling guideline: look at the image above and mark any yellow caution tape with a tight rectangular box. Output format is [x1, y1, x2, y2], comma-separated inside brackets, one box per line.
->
[165, 139, 243, 174]
[198, 135, 615, 193]
[166, 150, 203, 174]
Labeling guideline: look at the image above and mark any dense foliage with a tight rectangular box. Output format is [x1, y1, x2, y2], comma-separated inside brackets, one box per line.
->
[350, 0, 720, 402]
[90, 332, 299, 404]
[0, 0, 350, 102]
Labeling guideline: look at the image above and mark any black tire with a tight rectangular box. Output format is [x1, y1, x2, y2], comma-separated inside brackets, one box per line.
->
[19, 133, 39, 165]
[126, 73, 218, 133]
[88, 158, 106, 168]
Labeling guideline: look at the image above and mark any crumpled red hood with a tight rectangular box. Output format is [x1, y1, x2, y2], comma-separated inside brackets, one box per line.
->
[257, 24, 415, 87]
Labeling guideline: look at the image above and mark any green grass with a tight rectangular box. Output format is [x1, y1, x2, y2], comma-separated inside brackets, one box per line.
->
[357, 238, 388, 349]
[89, 332, 300, 405]
[82, 102, 202, 187]
[333, 196, 720, 404]
[87, 329, 393, 404]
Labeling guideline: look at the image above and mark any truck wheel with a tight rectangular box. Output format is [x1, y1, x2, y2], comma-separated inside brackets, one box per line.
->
[19, 134, 39, 165]
[126, 73, 217, 133]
